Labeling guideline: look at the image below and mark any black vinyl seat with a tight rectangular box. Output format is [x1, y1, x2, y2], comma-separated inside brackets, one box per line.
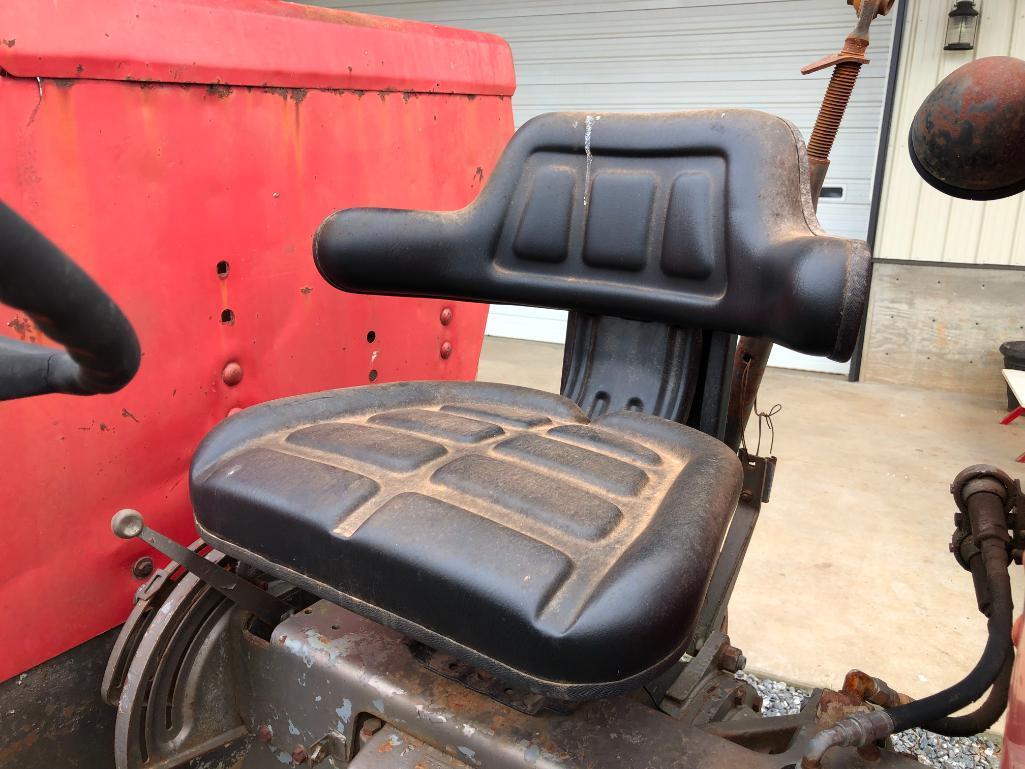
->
[190, 108, 872, 699]
[192, 381, 742, 699]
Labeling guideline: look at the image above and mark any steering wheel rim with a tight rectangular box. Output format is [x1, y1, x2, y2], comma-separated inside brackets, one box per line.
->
[0, 201, 141, 401]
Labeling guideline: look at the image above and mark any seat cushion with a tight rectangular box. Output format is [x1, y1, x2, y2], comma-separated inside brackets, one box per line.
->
[190, 381, 742, 699]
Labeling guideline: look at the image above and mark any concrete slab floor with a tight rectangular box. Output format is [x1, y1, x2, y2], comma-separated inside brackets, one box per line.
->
[477, 336, 1025, 729]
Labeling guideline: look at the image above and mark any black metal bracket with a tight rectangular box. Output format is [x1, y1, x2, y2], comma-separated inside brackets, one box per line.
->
[110, 509, 292, 629]
[689, 450, 776, 653]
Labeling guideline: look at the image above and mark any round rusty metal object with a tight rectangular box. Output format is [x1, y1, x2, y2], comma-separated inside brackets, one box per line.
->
[131, 556, 154, 580]
[910, 56, 1025, 200]
[440, 341, 453, 359]
[257, 725, 273, 743]
[291, 745, 309, 764]
[439, 306, 453, 325]
[847, 0, 896, 16]
[221, 361, 244, 386]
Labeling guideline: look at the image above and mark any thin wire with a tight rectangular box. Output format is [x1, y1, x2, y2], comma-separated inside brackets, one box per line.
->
[738, 355, 782, 456]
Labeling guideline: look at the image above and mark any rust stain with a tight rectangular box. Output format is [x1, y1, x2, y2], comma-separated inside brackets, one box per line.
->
[121, 408, 140, 423]
[2, 38, 15, 48]
[267, 87, 308, 104]
[207, 83, 232, 99]
[0, 731, 38, 763]
[300, 286, 313, 295]
[815, 690, 868, 727]
[7, 315, 37, 342]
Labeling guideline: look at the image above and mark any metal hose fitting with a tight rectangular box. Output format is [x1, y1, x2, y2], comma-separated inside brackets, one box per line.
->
[801, 710, 895, 769]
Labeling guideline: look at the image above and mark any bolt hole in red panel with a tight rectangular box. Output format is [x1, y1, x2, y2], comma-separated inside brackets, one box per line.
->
[0, 0, 514, 682]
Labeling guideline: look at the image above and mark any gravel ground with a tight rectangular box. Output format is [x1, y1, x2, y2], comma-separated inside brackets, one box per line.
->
[736, 672, 1002, 768]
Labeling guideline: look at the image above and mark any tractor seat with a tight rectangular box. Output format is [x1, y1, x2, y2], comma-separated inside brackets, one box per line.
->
[191, 380, 742, 699]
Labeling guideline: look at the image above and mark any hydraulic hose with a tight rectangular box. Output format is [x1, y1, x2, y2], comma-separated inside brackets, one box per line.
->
[883, 490, 1013, 731]
[925, 642, 1013, 737]
[803, 479, 1014, 768]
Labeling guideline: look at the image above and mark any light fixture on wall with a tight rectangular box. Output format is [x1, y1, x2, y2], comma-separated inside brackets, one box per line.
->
[944, 1, 980, 51]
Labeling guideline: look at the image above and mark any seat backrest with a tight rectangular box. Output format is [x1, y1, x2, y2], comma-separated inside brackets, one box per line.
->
[315, 109, 871, 363]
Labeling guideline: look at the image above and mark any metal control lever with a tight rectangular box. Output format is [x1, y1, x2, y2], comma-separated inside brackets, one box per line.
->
[111, 509, 292, 628]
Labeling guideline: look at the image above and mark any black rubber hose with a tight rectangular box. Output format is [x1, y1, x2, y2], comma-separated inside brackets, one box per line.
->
[925, 643, 1013, 737]
[882, 491, 1013, 733]
[923, 546, 1012, 736]
[0, 201, 140, 399]
[802, 484, 1014, 768]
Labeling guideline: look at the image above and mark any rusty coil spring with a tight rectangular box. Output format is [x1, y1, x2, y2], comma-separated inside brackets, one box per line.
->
[807, 61, 863, 161]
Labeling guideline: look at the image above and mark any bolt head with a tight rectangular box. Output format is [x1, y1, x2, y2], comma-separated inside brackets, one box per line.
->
[257, 724, 273, 743]
[440, 341, 453, 360]
[440, 306, 454, 325]
[291, 745, 309, 764]
[222, 361, 244, 386]
[132, 556, 154, 580]
[720, 645, 747, 673]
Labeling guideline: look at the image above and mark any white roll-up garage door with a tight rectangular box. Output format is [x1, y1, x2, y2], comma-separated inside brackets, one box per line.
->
[321, 0, 895, 374]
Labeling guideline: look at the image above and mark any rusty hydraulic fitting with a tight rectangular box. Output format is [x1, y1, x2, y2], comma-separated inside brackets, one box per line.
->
[951, 466, 1016, 568]
[801, 710, 895, 769]
[842, 670, 911, 708]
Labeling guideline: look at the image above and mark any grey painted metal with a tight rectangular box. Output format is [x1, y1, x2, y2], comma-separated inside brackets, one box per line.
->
[234, 600, 923, 769]
[106, 577, 923, 768]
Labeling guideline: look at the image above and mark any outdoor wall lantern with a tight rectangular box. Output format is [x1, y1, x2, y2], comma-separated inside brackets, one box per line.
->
[944, 1, 980, 51]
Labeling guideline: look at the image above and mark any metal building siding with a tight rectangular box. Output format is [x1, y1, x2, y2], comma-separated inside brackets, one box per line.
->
[323, 0, 894, 372]
[875, 0, 1025, 267]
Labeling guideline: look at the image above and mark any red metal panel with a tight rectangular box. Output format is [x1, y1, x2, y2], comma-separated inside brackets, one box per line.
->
[0, 0, 515, 96]
[0, 3, 514, 683]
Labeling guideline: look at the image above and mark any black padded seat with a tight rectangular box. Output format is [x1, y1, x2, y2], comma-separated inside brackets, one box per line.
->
[191, 381, 742, 699]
